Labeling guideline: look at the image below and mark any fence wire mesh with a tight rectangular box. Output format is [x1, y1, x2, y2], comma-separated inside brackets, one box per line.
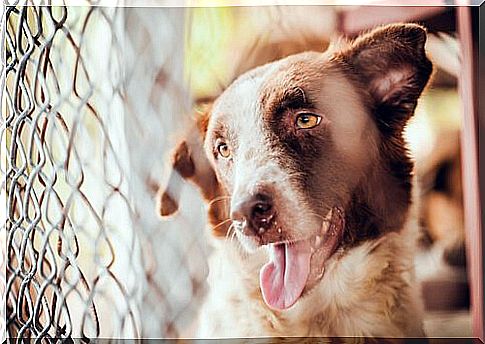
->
[1, 4, 212, 340]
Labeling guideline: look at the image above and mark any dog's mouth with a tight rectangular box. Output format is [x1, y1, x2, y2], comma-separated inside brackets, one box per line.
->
[259, 207, 345, 311]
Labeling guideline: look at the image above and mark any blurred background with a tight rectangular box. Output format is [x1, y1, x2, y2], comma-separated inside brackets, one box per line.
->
[3, 3, 475, 340]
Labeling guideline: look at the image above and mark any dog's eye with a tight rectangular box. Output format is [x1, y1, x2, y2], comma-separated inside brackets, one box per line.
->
[295, 112, 321, 129]
[217, 141, 231, 158]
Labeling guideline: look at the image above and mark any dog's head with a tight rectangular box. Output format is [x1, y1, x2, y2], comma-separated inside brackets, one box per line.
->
[159, 24, 432, 310]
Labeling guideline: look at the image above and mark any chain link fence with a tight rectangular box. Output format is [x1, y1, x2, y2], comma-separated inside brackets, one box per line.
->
[2, 4, 212, 340]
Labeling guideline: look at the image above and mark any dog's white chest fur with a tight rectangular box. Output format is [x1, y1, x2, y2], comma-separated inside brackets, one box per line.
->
[197, 219, 425, 338]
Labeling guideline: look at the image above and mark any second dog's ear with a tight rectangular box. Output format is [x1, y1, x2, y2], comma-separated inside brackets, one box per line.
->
[157, 103, 230, 236]
[339, 23, 433, 132]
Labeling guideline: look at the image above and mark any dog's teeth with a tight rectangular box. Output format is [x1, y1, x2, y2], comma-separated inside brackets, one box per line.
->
[277, 228, 282, 234]
[316, 266, 325, 280]
[314, 235, 322, 248]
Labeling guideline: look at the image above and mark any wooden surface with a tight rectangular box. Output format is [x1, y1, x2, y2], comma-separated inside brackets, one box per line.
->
[457, 6, 484, 342]
[337, 6, 446, 36]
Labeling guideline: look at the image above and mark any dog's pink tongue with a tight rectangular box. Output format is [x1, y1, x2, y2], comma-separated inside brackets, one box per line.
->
[259, 241, 311, 310]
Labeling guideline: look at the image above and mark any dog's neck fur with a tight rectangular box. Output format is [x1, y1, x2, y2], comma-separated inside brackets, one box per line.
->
[343, 155, 412, 247]
[197, 186, 424, 338]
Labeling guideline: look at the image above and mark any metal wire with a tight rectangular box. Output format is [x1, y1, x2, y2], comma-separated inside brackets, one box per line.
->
[5, 5, 124, 340]
[1, 4, 212, 341]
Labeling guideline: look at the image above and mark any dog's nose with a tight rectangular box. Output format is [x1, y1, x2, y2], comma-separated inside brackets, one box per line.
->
[231, 193, 275, 234]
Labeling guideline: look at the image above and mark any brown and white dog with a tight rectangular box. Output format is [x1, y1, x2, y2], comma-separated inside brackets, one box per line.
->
[159, 23, 433, 338]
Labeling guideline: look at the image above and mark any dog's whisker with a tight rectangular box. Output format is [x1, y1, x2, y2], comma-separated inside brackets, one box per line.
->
[229, 230, 236, 244]
[230, 226, 238, 242]
[221, 223, 239, 262]
[225, 222, 236, 241]
[230, 228, 248, 258]
[227, 223, 238, 244]
[207, 195, 231, 207]
[211, 218, 233, 233]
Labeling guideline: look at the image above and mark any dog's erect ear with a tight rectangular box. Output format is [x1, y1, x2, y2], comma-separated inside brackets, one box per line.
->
[339, 23, 433, 132]
[157, 103, 230, 236]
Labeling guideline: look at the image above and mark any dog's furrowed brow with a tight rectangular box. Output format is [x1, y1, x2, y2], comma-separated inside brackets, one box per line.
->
[265, 86, 313, 116]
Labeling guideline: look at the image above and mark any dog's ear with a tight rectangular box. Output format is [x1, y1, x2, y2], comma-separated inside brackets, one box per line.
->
[157, 103, 230, 236]
[339, 23, 433, 132]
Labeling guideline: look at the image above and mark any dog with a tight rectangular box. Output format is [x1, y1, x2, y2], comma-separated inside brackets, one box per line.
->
[158, 23, 433, 338]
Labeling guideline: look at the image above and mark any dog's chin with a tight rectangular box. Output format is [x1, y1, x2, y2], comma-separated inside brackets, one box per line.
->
[235, 207, 345, 311]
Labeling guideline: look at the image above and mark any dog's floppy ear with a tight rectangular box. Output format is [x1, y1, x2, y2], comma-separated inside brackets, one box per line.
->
[339, 23, 433, 132]
[158, 103, 230, 236]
